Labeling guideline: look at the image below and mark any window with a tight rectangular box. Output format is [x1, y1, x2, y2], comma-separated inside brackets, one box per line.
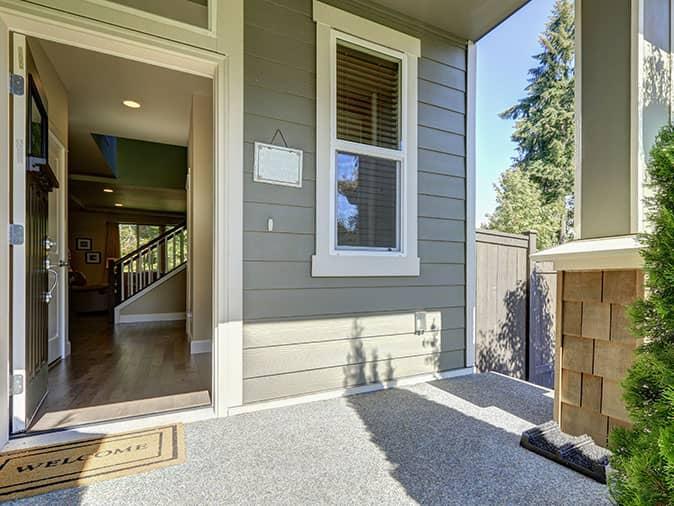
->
[312, 1, 420, 277]
[105, 0, 210, 29]
[119, 224, 162, 257]
[336, 152, 399, 250]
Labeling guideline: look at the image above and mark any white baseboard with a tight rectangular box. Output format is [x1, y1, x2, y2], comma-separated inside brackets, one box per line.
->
[190, 339, 211, 354]
[228, 367, 475, 416]
[118, 312, 186, 324]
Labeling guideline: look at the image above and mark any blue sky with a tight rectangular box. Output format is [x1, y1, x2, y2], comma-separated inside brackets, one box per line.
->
[476, 0, 557, 225]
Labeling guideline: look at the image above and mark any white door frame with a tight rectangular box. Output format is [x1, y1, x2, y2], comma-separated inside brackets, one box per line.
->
[0, 1, 244, 447]
[0, 11, 11, 450]
[47, 130, 69, 362]
[10, 31, 28, 434]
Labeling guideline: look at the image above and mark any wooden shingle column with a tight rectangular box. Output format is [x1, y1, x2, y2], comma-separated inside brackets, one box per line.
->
[554, 270, 643, 446]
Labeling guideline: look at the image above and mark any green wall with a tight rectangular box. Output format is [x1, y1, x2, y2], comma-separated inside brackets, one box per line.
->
[115, 137, 187, 189]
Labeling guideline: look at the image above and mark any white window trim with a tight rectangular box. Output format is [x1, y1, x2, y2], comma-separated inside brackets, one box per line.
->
[312, 1, 420, 277]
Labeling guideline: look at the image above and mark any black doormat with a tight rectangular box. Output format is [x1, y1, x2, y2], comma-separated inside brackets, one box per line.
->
[520, 421, 611, 483]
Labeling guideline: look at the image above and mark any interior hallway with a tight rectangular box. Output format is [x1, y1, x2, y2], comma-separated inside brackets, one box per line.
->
[29, 315, 211, 432]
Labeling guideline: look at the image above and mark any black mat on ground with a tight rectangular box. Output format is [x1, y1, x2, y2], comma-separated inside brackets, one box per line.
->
[520, 421, 611, 483]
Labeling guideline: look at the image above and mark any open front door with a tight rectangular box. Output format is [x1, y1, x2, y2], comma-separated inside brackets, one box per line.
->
[10, 33, 58, 433]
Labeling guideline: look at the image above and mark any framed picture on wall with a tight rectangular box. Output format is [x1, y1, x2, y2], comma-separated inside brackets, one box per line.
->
[85, 251, 101, 264]
[76, 238, 92, 251]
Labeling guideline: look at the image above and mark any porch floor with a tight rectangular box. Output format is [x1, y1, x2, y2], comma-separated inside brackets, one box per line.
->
[13, 373, 610, 505]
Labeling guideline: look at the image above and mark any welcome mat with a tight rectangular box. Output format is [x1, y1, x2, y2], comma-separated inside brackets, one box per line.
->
[0, 424, 185, 501]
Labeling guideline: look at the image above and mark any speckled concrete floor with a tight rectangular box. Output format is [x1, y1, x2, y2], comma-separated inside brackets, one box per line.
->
[9, 373, 611, 505]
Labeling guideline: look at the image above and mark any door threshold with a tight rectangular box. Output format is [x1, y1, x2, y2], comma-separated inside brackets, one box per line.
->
[3, 405, 215, 452]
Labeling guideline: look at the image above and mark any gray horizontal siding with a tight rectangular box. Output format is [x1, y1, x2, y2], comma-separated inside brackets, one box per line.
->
[244, 307, 466, 347]
[244, 286, 465, 320]
[244, 350, 465, 403]
[244, 262, 465, 290]
[419, 80, 465, 114]
[419, 58, 466, 91]
[418, 149, 465, 178]
[244, 233, 465, 263]
[244, 329, 465, 378]
[242, 0, 468, 403]
[245, 114, 315, 153]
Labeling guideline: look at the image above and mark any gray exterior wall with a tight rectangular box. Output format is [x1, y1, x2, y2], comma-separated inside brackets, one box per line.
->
[580, 0, 632, 239]
[242, 0, 467, 403]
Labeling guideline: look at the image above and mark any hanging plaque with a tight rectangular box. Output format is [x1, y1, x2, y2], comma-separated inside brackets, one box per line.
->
[253, 141, 303, 188]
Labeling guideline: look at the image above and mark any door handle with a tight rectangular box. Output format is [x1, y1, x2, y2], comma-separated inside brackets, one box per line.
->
[44, 268, 58, 303]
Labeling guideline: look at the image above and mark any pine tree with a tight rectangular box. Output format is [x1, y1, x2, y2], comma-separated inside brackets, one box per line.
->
[486, 0, 575, 247]
[487, 168, 563, 249]
[608, 126, 674, 505]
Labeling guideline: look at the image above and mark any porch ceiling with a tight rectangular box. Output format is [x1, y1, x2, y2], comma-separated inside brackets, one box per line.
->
[368, 0, 531, 41]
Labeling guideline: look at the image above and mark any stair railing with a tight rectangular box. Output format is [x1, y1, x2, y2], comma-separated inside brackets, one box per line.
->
[111, 222, 187, 305]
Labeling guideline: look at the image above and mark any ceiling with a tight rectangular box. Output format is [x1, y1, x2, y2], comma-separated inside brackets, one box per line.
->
[37, 38, 211, 177]
[69, 178, 187, 215]
[35, 38, 210, 214]
[369, 0, 531, 41]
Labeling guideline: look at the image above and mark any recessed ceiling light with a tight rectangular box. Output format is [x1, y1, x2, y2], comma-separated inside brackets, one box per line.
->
[122, 100, 141, 109]
[103, 188, 114, 193]
[114, 203, 124, 207]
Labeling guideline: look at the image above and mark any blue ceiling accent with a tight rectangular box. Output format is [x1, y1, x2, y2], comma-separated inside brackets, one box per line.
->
[91, 133, 118, 177]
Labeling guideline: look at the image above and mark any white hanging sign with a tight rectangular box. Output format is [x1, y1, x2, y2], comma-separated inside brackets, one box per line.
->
[253, 141, 303, 188]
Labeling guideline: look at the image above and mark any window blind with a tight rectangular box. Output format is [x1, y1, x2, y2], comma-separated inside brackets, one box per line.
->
[336, 42, 401, 150]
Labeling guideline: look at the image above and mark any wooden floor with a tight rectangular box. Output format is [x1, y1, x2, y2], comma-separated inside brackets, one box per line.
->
[29, 314, 211, 432]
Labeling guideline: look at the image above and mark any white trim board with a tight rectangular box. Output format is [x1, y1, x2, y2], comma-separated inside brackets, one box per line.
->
[229, 367, 475, 416]
[574, 0, 583, 238]
[465, 41, 477, 369]
[312, 0, 420, 56]
[74, 0, 217, 37]
[190, 339, 211, 355]
[0, 11, 9, 450]
[630, 0, 646, 234]
[531, 235, 642, 271]
[113, 264, 186, 324]
[10, 32, 29, 434]
[671, 0, 674, 124]
[117, 312, 186, 324]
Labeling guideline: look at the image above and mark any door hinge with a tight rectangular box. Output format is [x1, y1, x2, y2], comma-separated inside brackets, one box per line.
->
[10, 374, 23, 396]
[9, 224, 24, 246]
[9, 73, 24, 96]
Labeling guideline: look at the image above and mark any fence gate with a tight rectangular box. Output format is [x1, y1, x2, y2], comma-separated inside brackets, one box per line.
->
[475, 229, 556, 388]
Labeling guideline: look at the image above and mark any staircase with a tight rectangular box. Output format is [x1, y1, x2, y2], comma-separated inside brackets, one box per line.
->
[111, 222, 187, 306]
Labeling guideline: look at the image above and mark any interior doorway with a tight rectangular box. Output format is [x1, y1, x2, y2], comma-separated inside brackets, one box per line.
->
[9, 32, 215, 434]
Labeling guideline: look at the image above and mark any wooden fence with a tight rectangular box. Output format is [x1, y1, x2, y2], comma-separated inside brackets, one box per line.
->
[475, 229, 556, 388]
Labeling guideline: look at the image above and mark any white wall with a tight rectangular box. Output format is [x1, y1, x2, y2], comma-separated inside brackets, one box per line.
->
[119, 266, 186, 316]
[187, 95, 213, 343]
